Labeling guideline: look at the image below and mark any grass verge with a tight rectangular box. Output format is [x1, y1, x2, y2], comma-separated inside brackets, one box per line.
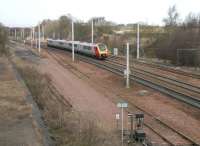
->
[13, 57, 120, 146]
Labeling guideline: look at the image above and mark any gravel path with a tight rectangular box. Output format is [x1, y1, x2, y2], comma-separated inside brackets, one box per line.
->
[40, 57, 121, 130]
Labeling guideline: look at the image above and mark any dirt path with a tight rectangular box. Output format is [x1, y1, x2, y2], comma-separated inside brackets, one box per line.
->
[0, 57, 43, 146]
[13, 42, 200, 144]
[40, 57, 121, 130]
[41, 48, 200, 144]
[37, 50, 170, 144]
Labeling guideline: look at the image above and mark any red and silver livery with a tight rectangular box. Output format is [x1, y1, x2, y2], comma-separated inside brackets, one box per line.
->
[47, 39, 108, 59]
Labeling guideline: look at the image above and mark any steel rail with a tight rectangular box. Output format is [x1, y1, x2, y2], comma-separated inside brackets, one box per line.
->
[107, 60, 200, 94]
[11, 41, 199, 145]
[46, 48, 199, 146]
[108, 56, 200, 79]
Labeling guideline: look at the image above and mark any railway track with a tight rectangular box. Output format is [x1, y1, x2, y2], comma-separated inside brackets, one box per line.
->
[10, 41, 200, 145]
[137, 58, 200, 79]
[44, 47, 199, 146]
[19, 40, 200, 109]
[48, 48, 200, 110]
[107, 55, 200, 79]
[104, 59, 200, 109]
[106, 58, 200, 92]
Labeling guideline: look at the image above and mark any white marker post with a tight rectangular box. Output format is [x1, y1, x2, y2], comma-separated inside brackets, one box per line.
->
[121, 106, 124, 146]
[42, 25, 45, 41]
[21, 29, 23, 40]
[126, 43, 130, 88]
[113, 48, 118, 56]
[22, 29, 24, 40]
[117, 102, 128, 146]
[38, 23, 41, 54]
[15, 29, 16, 40]
[53, 32, 55, 39]
[116, 113, 120, 129]
[33, 27, 35, 41]
[35, 27, 37, 48]
[72, 20, 75, 62]
[92, 19, 94, 43]
[137, 23, 140, 59]
[30, 28, 33, 48]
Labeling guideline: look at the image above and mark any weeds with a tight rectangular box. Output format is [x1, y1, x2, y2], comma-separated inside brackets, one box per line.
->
[14, 59, 120, 146]
[0, 23, 9, 56]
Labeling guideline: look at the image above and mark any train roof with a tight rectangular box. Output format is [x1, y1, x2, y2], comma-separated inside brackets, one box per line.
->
[47, 39, 106, 47]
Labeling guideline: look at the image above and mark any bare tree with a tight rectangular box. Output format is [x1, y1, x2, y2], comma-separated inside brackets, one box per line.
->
[0, 23, 8, 55]
[74, 23, 91, 42]
[58, 15, 71, 39]
[163, 5, 179, 27]
[185, 12, 200, 29]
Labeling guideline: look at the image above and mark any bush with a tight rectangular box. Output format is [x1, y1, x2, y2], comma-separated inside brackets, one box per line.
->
[0, 23, 8, 56]
[155, 26, 200, 65]
[15, 62, 120, 146]
[154, 10, 200, 66]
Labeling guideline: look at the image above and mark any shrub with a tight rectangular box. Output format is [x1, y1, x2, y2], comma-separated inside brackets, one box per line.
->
[0, 23, 8, 56]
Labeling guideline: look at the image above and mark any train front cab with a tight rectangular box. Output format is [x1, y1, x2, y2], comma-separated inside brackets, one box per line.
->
[97, 43, 108, 59]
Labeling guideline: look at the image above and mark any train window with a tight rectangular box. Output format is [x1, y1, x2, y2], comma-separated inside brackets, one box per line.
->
[69, 43, 72, 47]
[74, 44, 78, 48]
[59, 42, 64, 45]
[84, 46, 91, 50]
[98, 44, 106, 51]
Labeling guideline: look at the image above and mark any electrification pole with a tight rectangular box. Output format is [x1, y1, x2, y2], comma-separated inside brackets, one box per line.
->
[22, 29, 24, 40]
[21, 29, 23, 40]
[38, 23, 41, 54]
[15, 29, 16, 40]
[72, 20, 74, 62]
[42, 25, 45, 41]
[126, 43, 130, 88]
[137, 23, 140, 59]
[35, 27, 37, 48]
[30, 28, 33, 48]
[92, 19, 94, 43]
[30, 28, 33, 40]
[33, 27, 35, 40]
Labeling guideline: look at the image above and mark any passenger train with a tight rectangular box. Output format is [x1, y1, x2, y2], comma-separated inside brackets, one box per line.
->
[47, 39, 109, 59]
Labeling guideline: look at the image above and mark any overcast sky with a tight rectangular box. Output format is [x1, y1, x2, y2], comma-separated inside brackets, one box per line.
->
[0, 0, 200, 27]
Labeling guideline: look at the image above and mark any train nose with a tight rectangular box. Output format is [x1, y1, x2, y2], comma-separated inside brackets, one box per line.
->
[101, 53, 107, 58]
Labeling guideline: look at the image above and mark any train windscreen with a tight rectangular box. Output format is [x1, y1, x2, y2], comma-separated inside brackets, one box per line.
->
[98, 44, 107, 51]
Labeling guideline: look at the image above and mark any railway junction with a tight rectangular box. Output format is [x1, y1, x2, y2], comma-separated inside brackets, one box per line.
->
[6, 40, 200, 146]
[1, 3, 200, 145]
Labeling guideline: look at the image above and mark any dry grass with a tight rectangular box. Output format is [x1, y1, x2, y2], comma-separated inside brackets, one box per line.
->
[0, 56, 43, 146]
[0, 80, 26, 97]
[0, 24, 8, 56]
[13, 56, 121, 146]
[0, 45, 10, 57]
